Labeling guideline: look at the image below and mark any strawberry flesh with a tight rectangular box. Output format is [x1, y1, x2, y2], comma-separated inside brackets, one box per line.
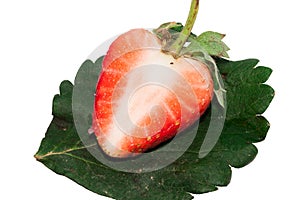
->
[93, 29, 213, 157]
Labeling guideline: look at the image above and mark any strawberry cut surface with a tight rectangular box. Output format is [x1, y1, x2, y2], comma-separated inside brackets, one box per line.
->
[93, 29, 213, 157]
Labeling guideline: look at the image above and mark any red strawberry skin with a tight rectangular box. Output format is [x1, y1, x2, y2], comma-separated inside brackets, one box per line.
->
[92, 29, 213, 158]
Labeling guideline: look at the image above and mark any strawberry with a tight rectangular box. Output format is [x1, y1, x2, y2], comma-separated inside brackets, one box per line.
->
[92, 28, 214, 158]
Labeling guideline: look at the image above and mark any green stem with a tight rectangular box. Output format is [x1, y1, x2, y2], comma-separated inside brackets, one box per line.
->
[168, 0, 199, 57]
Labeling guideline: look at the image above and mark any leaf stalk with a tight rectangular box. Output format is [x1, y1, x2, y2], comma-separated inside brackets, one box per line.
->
[168, 0, 199, 57]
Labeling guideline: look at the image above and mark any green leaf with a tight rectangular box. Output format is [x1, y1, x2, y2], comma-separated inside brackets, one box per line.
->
[216, 58, 275, 120]
[35, 57, 274, 199]
[197, 31, 230, 58]
[52, 80, 73, 122]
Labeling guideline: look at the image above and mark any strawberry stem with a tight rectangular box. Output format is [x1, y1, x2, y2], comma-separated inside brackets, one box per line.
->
[168, 0, 199, 58]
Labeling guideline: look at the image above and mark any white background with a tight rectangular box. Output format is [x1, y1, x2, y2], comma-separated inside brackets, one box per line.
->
[1, 0, 299, 199]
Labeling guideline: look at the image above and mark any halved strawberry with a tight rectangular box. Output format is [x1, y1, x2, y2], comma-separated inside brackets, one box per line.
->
[92, 29, 213, 158]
